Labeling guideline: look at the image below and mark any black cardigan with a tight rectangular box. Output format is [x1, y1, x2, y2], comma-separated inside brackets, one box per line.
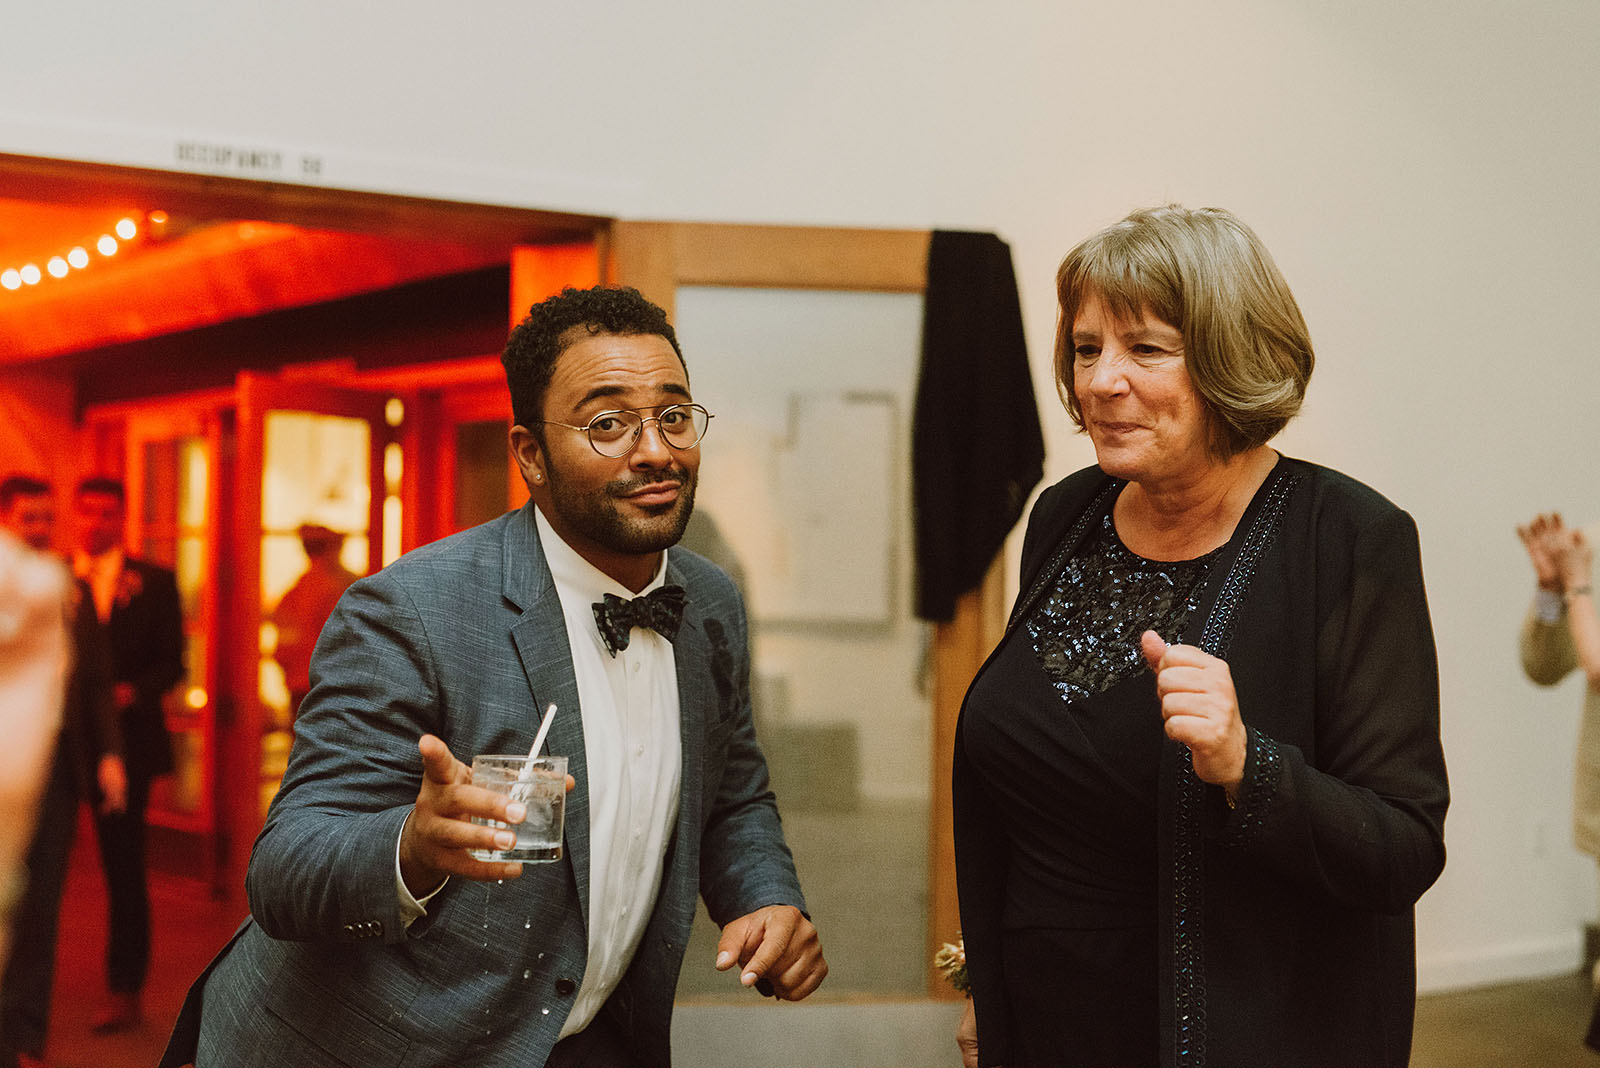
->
[954, 457, 1449, 1068]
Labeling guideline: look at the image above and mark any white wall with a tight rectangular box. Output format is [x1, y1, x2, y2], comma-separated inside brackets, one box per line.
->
[6, 0, 1599, 992]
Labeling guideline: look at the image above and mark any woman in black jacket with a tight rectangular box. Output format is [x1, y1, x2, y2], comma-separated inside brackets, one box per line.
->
[953, 204, 1448, 1068]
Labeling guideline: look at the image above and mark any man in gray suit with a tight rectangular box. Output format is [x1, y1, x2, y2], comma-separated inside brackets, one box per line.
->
[163, 285, 827, 1067]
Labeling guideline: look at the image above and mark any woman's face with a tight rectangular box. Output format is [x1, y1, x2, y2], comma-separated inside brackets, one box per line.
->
[1070, 292, 1212, 488]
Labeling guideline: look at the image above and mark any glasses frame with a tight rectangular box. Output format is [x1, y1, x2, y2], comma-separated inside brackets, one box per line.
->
[540, 403, 714, 458]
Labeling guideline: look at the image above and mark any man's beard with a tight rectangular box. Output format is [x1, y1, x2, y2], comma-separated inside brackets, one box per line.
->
[543, 463, 696, 555]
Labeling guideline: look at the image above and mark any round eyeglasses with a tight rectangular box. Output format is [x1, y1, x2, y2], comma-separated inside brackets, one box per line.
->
[541, 403, 713, 458]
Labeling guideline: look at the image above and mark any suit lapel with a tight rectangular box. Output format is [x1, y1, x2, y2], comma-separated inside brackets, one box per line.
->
[502, 505, 593, 928]
[666, 554, 709, 847]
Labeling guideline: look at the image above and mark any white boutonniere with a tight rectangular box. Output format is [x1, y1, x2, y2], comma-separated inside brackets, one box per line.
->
[934, 933, 970, 995]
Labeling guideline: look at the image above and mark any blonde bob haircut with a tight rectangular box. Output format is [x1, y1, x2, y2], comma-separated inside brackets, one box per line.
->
[1054, 204, 1314, 459]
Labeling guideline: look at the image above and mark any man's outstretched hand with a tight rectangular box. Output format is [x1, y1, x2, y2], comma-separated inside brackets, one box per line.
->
[397, 734, 572, 896]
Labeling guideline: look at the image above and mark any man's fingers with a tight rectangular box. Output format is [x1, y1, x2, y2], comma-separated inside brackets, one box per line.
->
[738, 912, 798, 985]
[418, 733, 466, 786]
[425, 848, 524, 883]
[416, 805, 516, 852]
[714, 915, 758, 972]
[768, 949, 828, 1001]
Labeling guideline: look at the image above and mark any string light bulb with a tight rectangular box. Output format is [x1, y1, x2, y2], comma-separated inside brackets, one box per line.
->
[2, 210, 166, 295]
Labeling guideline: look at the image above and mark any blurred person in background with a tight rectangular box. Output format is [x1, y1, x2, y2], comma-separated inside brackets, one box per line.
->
[71, 477, 181, 1035]
[0, 476, 125, 1068]
[1516, 511, 1600, 1051]
[271, 523, 359, 725]
[0, 515, 70, 1011]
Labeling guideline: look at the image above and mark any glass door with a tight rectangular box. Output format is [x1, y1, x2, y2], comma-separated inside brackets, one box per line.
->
[120, 405, 224, 886]
[220, 371, 396, 892]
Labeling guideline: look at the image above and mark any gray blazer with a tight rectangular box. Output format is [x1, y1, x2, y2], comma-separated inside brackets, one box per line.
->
[163, 504, 805, 1067]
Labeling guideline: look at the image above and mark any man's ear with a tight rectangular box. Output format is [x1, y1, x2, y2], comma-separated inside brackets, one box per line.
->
[508, 425, 547, 491]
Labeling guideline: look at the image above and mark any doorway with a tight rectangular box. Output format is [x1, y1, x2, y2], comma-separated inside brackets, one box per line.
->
[80, 354, 535, 895]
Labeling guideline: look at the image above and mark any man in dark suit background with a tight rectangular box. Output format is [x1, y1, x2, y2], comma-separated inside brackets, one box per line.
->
[70, 476, 183, 1035]
[163, 285, 826, 1067]
[0, 476, 126, 1068]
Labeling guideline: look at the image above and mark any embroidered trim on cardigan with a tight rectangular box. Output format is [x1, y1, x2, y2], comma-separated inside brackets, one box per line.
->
[1171, 467, 1302, 1068]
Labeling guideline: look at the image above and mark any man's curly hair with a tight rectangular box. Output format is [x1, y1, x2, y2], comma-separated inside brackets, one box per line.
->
[500, 285, 685, 435]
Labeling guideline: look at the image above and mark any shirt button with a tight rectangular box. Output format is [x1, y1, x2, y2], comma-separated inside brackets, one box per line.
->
[631, 661, 641, 673]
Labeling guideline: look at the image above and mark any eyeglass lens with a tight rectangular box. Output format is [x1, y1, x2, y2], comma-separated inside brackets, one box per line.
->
[588, 405, 709, 456]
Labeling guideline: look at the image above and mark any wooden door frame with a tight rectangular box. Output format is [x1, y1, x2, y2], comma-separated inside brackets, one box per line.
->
[606, 220, 1005, 998]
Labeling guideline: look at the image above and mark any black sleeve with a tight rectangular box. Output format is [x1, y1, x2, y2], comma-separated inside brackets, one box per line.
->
[1218, 507, 1449, 913]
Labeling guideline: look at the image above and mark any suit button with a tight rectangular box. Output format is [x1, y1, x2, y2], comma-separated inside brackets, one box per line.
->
[555, 978, 576, 997]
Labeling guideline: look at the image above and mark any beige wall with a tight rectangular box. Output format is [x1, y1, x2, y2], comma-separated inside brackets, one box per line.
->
[3, 0, 1597, 992]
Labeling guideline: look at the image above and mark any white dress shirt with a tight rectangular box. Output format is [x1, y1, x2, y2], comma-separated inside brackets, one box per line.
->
[535, 506, 682, 1037]
[396, 506, 683, 1039]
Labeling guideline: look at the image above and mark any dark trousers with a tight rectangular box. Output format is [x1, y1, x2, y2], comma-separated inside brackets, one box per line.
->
[544, 1009, 639, 1068]
[0, 754, 78, 1057]
[93, 762, 153, 995]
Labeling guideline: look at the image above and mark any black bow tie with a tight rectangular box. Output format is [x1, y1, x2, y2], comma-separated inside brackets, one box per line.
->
[592, 585, 687, 657]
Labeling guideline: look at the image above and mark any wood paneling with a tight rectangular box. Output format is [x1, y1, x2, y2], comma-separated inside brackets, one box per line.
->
[671, 223, 930, 293]
[605, 221, 679, 317]
[928, 556, 1007, 998]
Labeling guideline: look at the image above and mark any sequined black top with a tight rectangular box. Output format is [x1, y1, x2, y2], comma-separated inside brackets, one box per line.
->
[964, 509, 1222, 929]
[1028, 512, 1224, 704]
[960, 504, 1223, 1066]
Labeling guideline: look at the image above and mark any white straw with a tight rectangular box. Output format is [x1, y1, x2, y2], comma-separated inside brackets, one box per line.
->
[525, 703, 558, 769]
[509, 703, 559, 805]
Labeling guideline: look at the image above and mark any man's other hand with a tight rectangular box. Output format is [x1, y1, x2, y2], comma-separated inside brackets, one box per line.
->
[714, 904, 827, 1001]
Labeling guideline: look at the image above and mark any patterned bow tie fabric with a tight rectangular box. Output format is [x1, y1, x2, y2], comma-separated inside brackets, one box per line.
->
[592, 585, 687, 657]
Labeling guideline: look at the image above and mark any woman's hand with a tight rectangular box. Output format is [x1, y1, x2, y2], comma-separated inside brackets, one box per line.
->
[957, 999, 991, 1068]
[1141, 630, 1247, 794]
[1554, 526, 1594, 595]
[1517, 513, 1571, 592]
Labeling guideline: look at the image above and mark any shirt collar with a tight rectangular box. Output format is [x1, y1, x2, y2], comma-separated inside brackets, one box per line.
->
[533, 505, 667, 606]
